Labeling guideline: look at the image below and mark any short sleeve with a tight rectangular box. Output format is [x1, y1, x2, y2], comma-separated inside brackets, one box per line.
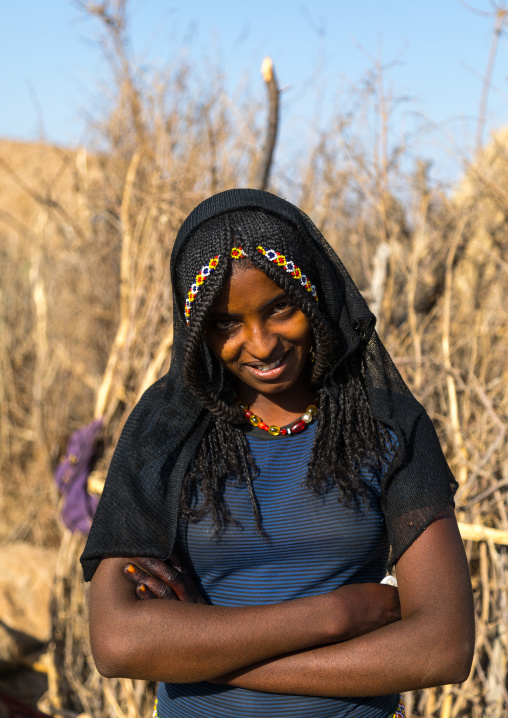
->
[381, 411, 458, 569]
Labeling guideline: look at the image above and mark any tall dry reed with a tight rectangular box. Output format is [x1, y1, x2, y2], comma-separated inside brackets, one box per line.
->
[1, 2, 507, 715]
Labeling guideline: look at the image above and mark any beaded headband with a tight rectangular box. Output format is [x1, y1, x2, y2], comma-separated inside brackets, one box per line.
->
[184, 255, 219, 322]
[255, 246, 318, 302]
[184, 246, 318, 324]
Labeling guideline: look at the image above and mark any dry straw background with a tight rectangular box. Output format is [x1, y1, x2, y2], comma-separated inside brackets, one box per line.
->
[1, 2, 508, 716]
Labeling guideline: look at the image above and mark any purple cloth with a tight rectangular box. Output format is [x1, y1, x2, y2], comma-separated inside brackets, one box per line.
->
[54, 419, 103, 533]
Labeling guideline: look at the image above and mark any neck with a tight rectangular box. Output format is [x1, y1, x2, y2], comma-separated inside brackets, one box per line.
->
[236, 379, 317, 427]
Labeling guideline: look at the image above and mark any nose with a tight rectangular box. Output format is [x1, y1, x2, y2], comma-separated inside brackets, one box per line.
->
[242, 320, 280, 361]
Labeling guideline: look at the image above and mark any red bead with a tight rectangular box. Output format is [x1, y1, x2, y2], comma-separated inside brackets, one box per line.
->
[244, 410, 253, 419]
[258, 421, 268, 431]
[290, 419, 306, 434]
[280, 429, 287, 435]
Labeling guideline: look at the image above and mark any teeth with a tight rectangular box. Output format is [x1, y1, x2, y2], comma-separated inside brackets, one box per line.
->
[256, 356, 283, 372]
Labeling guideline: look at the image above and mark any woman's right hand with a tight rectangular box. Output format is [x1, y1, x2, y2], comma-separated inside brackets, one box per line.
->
[330, 582, 401, 641]
[123, 555, 207, 604]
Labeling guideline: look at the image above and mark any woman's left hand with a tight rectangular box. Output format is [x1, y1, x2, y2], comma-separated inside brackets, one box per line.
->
[123, 555, 207, 604]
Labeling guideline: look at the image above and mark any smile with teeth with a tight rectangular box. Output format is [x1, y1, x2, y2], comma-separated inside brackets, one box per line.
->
[255, 356, 285, 372]
[245, 350, 290, 376]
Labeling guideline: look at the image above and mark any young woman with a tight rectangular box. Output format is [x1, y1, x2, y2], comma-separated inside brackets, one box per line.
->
[82, 189, 474, 718]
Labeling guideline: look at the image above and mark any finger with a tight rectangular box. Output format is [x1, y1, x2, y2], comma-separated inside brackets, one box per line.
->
[132, 556, 178, 581]
[169, 551, 188, 575]
[132, 557, 205, 603]
[124, 563, 144, 586]
[124, 563, 177, 600]
[124, 565, 158, 599]
[136, 583, 156, 600]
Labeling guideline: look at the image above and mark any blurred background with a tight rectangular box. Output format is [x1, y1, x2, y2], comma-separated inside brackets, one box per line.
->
[1, 1, 508, 716]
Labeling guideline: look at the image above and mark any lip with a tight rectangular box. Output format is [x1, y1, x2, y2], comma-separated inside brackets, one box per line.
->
[243, 350, 291, 381]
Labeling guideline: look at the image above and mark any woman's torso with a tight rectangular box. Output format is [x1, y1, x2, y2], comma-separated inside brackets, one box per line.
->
[157, 423, 399, 718]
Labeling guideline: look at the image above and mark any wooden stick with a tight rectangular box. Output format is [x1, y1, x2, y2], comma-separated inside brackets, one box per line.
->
[255, 57, 280, 191]
[458, 521, 508, 546]
[94, 151, 141, 422]
[441, 221, 468, 485]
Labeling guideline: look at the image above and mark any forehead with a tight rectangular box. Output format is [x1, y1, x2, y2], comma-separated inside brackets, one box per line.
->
[211, 261, 283, 315]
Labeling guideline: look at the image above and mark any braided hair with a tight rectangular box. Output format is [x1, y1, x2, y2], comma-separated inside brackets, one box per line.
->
[177, 208, 388, 533]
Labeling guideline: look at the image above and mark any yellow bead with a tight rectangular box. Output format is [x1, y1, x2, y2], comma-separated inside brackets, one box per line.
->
[307, 404, 318, 416]
[249, 415, 260, 426]
[238, 402, 249, 411]
[268, 425, 280, 435]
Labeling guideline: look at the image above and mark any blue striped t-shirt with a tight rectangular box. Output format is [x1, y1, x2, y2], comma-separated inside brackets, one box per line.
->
[157, 422, 398, 717]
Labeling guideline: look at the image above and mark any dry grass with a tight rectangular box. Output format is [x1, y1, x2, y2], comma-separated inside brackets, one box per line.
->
[1, 3, 508, 715]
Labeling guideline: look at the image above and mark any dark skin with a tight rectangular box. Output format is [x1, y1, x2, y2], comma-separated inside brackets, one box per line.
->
[89, 262, 475, 694]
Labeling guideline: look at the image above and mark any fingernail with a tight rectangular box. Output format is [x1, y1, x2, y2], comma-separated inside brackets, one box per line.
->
[126, 564, 136, 573]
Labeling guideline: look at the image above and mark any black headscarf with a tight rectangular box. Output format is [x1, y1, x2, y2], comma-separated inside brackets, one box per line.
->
[81, 189, 457, 581]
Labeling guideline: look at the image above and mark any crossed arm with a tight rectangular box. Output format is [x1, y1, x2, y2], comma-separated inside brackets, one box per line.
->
[89, 506, 475, 696]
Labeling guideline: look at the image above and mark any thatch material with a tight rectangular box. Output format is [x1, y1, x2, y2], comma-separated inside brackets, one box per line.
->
[41, 531, 155, 718]
[1, 3, 507, 714]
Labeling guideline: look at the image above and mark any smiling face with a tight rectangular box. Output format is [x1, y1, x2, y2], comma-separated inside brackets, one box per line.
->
[205, 261, 313, 406]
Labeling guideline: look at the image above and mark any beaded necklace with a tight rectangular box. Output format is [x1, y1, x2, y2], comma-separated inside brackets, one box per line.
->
[235, 396, 318, 436]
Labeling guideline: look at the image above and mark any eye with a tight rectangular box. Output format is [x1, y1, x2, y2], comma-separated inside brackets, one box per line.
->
[271, 299, 292, 315]
[212, 318, 238, 332]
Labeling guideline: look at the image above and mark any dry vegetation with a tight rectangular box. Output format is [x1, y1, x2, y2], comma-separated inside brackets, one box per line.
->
[1, 2, 508, 716]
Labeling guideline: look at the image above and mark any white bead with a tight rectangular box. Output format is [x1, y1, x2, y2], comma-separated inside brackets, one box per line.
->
[302, 412, 312, 423]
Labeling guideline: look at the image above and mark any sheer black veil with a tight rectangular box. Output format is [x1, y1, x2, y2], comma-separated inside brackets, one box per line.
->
[81, 189, 457, 580]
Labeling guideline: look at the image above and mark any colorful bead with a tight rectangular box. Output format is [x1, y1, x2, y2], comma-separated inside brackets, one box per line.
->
[256, 246, 318, 302]
[289, 419, 307, 434]
[234, 395, 319, 437]
[307, 404, 318, 416]
[231, 246, 246, 259]
[185, 255, 220, 324]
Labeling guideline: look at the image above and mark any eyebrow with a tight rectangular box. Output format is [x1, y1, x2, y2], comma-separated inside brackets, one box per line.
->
[209, 291, 288, 319]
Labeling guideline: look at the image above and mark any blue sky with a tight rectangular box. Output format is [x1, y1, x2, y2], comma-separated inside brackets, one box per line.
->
[2, 1, 508, 182]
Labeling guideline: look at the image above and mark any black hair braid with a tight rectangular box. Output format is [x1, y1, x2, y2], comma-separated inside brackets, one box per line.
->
[180, 250, 263, 533]
[308, 355, 387, 506]
[182, 261, 241, 424]
[232, 426, 266, 537]
[180, 417, 240, 529]
[180, 411, 264, 534]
